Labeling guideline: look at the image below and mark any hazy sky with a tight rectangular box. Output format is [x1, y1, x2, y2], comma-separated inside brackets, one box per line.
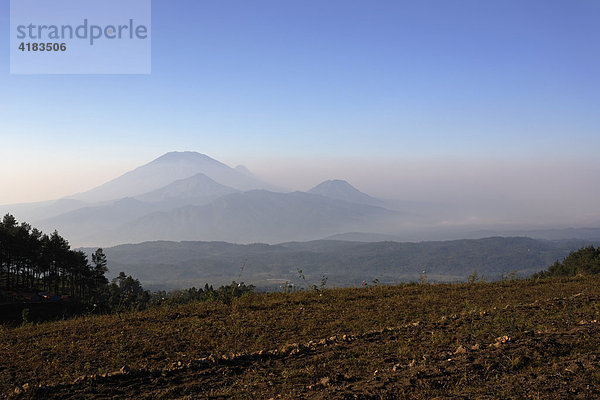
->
[1, 1, 599, 215]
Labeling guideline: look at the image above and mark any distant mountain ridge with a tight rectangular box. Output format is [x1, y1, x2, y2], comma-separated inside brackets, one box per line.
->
[5, 151, 598, 248]
[105, 190, 396, 245]
[5, 152, 398, 246]
[82, 236, 596, 290]
[135, 173, 239, 203]
[66, 151, 274, 203]
[308, 179, 384, 206]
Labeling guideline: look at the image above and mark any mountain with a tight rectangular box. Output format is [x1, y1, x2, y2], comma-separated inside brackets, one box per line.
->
[110, 190, 396, 245]
[234, 165, 255, 177]
[4, 153, 600, 249]
[135, 173, 239, 204]
[308, 180, 384, 206]
[37, 198, 163, 242]
[66, 151, 274, 203]
[35, 175, 238, 244]
[10, 153, 402, 246]
[8, 150, 599, 247]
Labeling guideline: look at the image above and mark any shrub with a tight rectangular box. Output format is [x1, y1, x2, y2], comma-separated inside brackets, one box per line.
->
[534, 246, 600, 278]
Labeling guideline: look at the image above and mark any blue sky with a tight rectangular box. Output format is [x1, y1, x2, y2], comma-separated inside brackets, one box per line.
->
[0, 0, 599, 206]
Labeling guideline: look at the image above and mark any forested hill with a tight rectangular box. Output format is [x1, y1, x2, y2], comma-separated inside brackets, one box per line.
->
[86, 237, 597, 290]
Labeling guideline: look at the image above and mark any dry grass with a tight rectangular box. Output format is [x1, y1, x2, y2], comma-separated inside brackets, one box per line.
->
[3, 276, 600, 398]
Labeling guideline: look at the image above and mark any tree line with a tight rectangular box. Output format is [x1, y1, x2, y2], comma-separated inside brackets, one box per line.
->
[1, 214, 255, 322]
[0, 213, 108, 302]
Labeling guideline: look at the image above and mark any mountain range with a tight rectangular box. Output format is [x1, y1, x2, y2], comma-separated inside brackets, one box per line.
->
[1, 152, 397, 246]
[3, 151, 600, 248]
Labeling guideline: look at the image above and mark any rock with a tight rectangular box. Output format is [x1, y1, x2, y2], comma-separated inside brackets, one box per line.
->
[492, 335, 511, 348]
[565, 362, 584, 374]
[455, 345, 467, 354]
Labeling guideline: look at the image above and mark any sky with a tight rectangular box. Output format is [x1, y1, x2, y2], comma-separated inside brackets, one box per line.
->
[0, 0, 599, 220]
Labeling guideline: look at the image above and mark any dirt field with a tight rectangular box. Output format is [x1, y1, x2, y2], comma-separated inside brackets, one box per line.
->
[3, 277, 600, 399]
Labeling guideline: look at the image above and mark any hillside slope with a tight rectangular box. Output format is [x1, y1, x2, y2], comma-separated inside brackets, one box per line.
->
[3, 277, 600, 399]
